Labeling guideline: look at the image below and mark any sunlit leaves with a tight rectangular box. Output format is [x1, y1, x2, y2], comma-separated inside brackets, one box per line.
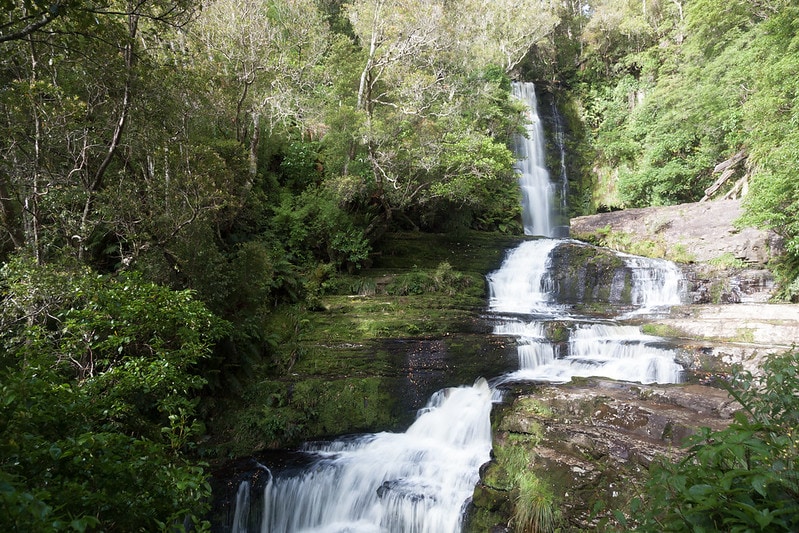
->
[638, 351, 799, 531]
[444, 0, 560, 73]
[193, 0, 330, 136]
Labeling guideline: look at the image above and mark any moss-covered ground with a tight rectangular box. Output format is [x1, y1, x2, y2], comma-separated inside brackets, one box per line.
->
[204, 231, 522, 461]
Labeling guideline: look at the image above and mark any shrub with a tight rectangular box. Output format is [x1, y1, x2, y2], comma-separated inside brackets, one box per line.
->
[638, 351, 799, 531]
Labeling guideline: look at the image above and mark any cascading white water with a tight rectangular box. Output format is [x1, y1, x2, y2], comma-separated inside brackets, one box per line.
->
[513, 83, 555, 237]
[491, 82, 685, 386]
[486, 239, 561, 315]
[231, 481, 252, 532]
[488, 242, 686, 383]
[551, 98, 569, 213]
[224, 82, 688, 532]
[236, 379, 493, 533]
[566, 324, 683, 383]
[488, 238, 686, 384]
[621, 253, 685, 314]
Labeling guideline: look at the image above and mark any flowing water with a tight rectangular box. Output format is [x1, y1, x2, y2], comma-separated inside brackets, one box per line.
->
[220, 82, 687, 532]
[512, 83, 556, 238]
[489, 82, 685, 386]
[225, 380, 493, 533]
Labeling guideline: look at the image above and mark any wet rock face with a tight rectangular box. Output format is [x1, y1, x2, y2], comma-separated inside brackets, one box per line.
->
[547, 242, 632, 306]
[684, 264, 776, 304]
[467, 379, 739, 531]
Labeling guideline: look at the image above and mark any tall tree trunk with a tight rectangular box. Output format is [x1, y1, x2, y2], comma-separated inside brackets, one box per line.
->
[248, 112, 260, 182]
[28, 33, 42, 263]
[357, 0, 383, 111]
[77, 9, 138, 261]
[0, 172, 24, 258]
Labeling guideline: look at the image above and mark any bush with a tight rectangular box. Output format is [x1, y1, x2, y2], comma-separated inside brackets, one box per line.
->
[638, 351, 799, 531]
[270, 185, 371, 270]
[0, 258, 230, 530]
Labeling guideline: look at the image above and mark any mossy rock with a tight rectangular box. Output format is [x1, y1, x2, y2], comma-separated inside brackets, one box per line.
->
[548, 241, 633, 306]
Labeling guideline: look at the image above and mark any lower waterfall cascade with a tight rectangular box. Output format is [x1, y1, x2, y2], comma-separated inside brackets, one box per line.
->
[226, 381, 493, 533]
[219, 81, 689, 532]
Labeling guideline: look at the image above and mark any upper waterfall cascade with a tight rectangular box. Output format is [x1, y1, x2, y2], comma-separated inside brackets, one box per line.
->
[489, 82, 686, 385]
[512, 83, 569, 238]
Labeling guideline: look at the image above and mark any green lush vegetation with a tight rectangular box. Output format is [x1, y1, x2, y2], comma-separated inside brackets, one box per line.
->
[0, 0, 549, 527]
[2, 0, 799, 529]
[465, 398, 561, 533]
[636, 351, 799, 531]
[534, 0, 799, 297]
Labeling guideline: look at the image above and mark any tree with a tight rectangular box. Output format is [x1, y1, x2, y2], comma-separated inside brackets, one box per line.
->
[0, 0, 73, 43]
[451, 0, 560, 74]
[0, 258, 230, 530]
[339, 0, 555, 232]
[0, 0, 197, 264]
[192, 0, 331, 184]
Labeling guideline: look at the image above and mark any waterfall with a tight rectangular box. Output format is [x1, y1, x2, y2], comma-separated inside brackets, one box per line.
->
[231, 481, 252, 533]
[512, 83, 555, 237]
[233, 379, 493, 532]
[621, 253, 685, 314]
[488, 240, 686, 384]
[222, 81, 688, 532]
[490, 82, 685, 386]
[551, 96, 569, 236]
[486, 239, 561, 315]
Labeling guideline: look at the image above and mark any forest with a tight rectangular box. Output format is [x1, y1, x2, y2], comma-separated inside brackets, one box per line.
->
[1, 0, 797, 530]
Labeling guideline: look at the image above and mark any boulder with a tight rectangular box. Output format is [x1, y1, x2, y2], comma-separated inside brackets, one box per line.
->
[570, 199, 782, 267]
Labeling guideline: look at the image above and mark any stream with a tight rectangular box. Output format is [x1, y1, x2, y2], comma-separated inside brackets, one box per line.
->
[216, 82, 688, 532]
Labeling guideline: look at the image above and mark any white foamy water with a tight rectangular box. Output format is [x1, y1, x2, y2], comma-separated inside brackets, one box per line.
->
[487, 239, 561, 315]
[239, 379, 493, 533]
[488, 245, 686, 385]
[490, 82, 686, 386]
[621, 253, 685, 314]
[513, 83, 555, 237]
[493, 320, 683, 385]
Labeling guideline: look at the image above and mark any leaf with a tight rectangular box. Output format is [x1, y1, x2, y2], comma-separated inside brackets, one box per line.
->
[687, 483, 715, 502]
[751, 475, 768, 497]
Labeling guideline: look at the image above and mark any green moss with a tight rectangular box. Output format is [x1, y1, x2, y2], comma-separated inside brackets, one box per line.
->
[641, 323, 687, 339]
[549, 242, 630, 305]
[734, 327, 755, 343]
[708, 252, 747, 269]
[670, 243, 696, 264]
[514, 397, 553, 419]
[513, 473, 558, 533]
[544, 322, 570, 343]
[709, 280, 725, 304]
[205, 230, 519, 458]
[209, 373, 399, 456]
[573, 227, 696, 264]
[487, 434, 560, 533]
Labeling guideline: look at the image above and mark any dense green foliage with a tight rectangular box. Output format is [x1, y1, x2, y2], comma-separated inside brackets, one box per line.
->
[0, 0, 556, 527]
[0, 259, 229, 530]
[537, 0, 799, 295]
[637, 351, 799, 531]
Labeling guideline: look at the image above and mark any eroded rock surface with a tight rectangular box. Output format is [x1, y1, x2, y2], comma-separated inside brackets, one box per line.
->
[652, 303, 799, 376]
[570, 199, 782, 266]
[468, 200, 799, 532]
[468, 379, 739, 531]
